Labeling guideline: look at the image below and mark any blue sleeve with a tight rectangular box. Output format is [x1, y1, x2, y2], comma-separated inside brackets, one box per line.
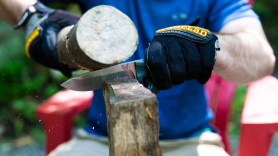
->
[207, 0, 258, 32]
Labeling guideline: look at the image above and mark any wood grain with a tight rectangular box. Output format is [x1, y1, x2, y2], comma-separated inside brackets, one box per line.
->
[57, 5, 138, 70]
[103, 77, 162, 156]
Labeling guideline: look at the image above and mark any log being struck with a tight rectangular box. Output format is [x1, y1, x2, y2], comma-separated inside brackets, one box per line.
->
[57, 5, 138, 70]
[103, 77, 161, 156]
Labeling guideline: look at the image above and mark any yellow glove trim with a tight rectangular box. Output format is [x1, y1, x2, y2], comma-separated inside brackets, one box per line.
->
[156, 25, 210, 37]
[25, 27, 40, 58]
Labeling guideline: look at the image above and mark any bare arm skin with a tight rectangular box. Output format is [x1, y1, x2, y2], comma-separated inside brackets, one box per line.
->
[215, 17, 275, 85]
[0, 0, 37, 25]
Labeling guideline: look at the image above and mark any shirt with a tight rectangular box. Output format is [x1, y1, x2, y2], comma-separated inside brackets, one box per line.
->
[41, 0, 257, 139]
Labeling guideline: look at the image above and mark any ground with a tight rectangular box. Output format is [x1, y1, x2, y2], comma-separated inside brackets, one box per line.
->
[0, 133, 278, 156]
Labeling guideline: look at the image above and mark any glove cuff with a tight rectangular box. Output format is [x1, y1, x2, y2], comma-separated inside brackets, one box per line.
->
[14, 2, 53, 29]
[155, 25, 213, 44]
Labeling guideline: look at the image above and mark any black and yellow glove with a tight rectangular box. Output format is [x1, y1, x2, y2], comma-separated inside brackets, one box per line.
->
[145, 25, 220, 90]
[15, 2, 80, 77]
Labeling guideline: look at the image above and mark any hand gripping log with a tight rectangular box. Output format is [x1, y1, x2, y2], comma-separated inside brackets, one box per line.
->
[57, 5, 138, 70]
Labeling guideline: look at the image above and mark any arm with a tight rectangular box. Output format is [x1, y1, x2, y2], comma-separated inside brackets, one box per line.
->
[215, 17, 275, 85]
[0, 0, 37, 25]
[144, 17, 275, 89]
[0, 1, 80, 77]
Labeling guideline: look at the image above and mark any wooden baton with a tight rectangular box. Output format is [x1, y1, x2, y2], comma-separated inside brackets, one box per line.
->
[57, 5, 138, 70]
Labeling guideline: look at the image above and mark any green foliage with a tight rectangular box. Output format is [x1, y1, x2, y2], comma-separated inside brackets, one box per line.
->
[0, 3, 82, 143]
[229, 86, 247, 136]
[0, 21, 66, 140]
[253, 1, 278, 76]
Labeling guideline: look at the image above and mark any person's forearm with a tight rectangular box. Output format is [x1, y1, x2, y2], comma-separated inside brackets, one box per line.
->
[0, 0, 37, 25]
[214, 19, 275, 85]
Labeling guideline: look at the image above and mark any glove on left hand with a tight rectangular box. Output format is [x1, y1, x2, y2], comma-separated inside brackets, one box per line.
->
[16, 2, 80, 77]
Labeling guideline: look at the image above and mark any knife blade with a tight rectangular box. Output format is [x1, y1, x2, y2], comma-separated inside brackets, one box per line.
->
[61, 59, 153, 91]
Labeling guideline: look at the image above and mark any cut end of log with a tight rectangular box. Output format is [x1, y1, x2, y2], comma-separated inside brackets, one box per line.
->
[57, 5, 139, 70]
[76, 5, 138, 65]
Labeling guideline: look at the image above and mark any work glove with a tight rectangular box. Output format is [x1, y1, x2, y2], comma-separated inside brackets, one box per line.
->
[145, 25, 220, 90]
[15, 2, 80, 77]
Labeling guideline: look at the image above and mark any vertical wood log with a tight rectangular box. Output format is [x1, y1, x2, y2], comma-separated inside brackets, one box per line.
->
[103, 77, 161, 156]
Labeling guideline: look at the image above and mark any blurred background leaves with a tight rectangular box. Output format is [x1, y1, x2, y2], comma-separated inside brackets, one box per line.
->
[254, 0, 278, 75]
[0, 3, 81, 153]
[0, 19, 64, 147]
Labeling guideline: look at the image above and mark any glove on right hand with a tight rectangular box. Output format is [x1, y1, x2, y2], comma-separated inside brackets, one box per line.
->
[145, 25, 220, 90]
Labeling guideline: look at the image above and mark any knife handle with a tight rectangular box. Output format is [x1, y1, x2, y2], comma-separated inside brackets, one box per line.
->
[135, 59, 160, 94]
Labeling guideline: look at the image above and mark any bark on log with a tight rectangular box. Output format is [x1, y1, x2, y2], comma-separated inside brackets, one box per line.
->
[57, 5, 138, 70]
[103, 77, 162, 156]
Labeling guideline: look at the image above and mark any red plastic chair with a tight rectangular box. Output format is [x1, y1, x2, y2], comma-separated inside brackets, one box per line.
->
[36, 73, 236, 155]
[249, 0, 254, 5]
[238, 76, 278, 156]
[205, 73, 236, 154]
[36, 90, 93, 155]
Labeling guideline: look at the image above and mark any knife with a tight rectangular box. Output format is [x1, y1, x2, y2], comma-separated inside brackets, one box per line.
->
[61, 59, 158, 93]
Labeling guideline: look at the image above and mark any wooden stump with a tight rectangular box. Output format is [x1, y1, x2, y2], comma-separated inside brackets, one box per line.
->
[103, 77, 162, 156]
[57, 5, 138, 70]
